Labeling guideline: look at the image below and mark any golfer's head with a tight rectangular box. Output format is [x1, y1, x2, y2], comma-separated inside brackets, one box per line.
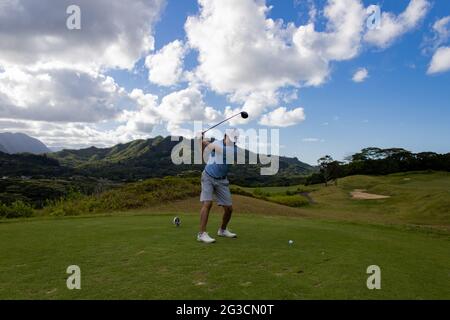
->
[225, 128, 240, 144]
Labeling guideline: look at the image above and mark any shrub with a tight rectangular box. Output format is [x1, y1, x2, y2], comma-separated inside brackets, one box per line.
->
[230, 187, 255, 198]
[253, 188, 270, 197]
[267, 195, 309, 207]
[0, 201, 34, 218]
[40, 176, 201, 217]
[0, 203, 10, 218]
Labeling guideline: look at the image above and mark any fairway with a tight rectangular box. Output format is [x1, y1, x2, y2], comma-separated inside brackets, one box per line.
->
[1, 213, 449, 299]
[233, 172, 450, 229]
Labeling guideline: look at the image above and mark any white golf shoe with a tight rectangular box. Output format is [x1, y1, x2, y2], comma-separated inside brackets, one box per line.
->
[197, 232, 216, 244]
[217, 229, 237, 238]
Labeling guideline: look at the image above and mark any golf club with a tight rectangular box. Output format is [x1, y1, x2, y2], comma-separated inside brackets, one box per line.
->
[202, 111, 248, 135]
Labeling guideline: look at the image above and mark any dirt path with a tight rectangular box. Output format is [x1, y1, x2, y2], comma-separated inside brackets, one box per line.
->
[350, 189, 390, 200]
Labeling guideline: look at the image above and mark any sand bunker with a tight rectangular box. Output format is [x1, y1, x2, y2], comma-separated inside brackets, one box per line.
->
[351, 189, 390, 200]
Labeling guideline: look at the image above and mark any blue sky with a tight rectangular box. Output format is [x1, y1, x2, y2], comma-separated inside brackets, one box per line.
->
[106, 0, 450, 164]
[0, 0, 449, 165]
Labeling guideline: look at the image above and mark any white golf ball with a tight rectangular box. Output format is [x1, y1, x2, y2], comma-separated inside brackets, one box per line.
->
[288, 240, 294, 245]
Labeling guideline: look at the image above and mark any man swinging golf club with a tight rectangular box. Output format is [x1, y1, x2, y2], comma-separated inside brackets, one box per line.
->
[197, 112, 248, 243]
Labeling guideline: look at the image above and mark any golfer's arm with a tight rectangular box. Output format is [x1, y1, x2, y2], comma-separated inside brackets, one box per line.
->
[202, 140, 222, 153]
[201, 140, 211, 151]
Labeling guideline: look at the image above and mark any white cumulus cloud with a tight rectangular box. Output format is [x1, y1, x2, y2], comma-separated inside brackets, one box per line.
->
[432, 16, 450, 44]
[185, 0, 366, 119]
[127, 86, 223, 136]
[423, 16, 450, 75]
[0, 0, 164, 71]
[427, 46, 450, 74]
[352, 68, 369, 82]
[0, 66, 130, 122]
[364, 0, 430, 49]
[158, 86, 220, 125]
[0, 0, 166, 145]
[0, 0, 438, 148]
[259, 107, 305, 127]
[145, 40, 187, 86]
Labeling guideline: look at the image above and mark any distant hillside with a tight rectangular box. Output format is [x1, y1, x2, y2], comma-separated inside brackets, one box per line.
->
[0, 152, 72, 177]
[50, 136, 316, 185]
[0, 132, 50, 154]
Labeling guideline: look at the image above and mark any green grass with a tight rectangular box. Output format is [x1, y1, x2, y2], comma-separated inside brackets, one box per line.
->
[232, 184, 317, 195]
[306, 171, 450, 227]
[0, 213, 448, 299]
[267, 194, 309, 207]
[237, 171, 450, 228]
[1, 171, 449, 299]
[230, 184, 316, 208]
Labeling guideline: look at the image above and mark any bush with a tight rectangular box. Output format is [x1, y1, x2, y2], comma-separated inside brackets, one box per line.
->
[253, 188, 270, 198]
[0, 201, 34, 218]
[230, 187, 255, 198]
[40, 176, 201, 217]
[267, 195, 309, 207]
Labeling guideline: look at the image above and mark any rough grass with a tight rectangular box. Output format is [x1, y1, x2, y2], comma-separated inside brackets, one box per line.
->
[11, 171, 447, 230]
[307, 171, 450, 228]
[0, 200, 33, 218]
[244, 171, 450, 229]
[143, 195, 310, 218]
[230, 185, 313, 208]
[38, 177, 200, 217]
[233, 184, 318, 195]
[0, 213, 448, 299]
[267, 194, 309, 207]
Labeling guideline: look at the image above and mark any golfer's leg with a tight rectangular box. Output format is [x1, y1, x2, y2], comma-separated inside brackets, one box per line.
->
[199, 172, 214, 233]
[216, 178, 233, 230]
[200, 201, 213, 233]
[221, 205, 233, 230]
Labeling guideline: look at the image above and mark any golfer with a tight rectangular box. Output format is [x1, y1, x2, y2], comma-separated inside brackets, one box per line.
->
[197, 129, 240, 243]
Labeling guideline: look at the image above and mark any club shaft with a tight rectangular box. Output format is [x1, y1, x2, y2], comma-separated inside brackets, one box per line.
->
[202, 113, 241, 134]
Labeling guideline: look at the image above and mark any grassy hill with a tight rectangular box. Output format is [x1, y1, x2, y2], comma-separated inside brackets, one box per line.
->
[0, 152, 73, 177]
[52, 137, 168, 167]
[306, 171, 450, 227]
[231, 171, 450, 229]
[0, 177, 117, 208]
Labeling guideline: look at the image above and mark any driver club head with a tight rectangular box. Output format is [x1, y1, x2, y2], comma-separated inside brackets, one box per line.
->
[240, 111, 249, 119]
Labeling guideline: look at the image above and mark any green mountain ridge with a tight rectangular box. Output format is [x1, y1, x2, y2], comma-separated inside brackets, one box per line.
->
[1, 136, 315, 186]
[50, 136, 315, 185]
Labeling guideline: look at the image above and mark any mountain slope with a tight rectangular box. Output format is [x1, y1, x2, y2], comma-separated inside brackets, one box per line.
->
[0, 132, 50, 154]
[0, 152, 72, 177]
[50, 136, 315, 185]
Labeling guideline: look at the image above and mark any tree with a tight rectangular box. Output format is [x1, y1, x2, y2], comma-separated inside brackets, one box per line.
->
[318, 155, 342, 186]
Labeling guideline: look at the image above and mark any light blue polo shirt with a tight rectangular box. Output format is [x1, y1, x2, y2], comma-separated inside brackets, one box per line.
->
[204, 140, 237, 179]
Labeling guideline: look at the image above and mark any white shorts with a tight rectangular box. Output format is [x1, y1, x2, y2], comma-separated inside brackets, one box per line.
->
[200, 171, 232, 206]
